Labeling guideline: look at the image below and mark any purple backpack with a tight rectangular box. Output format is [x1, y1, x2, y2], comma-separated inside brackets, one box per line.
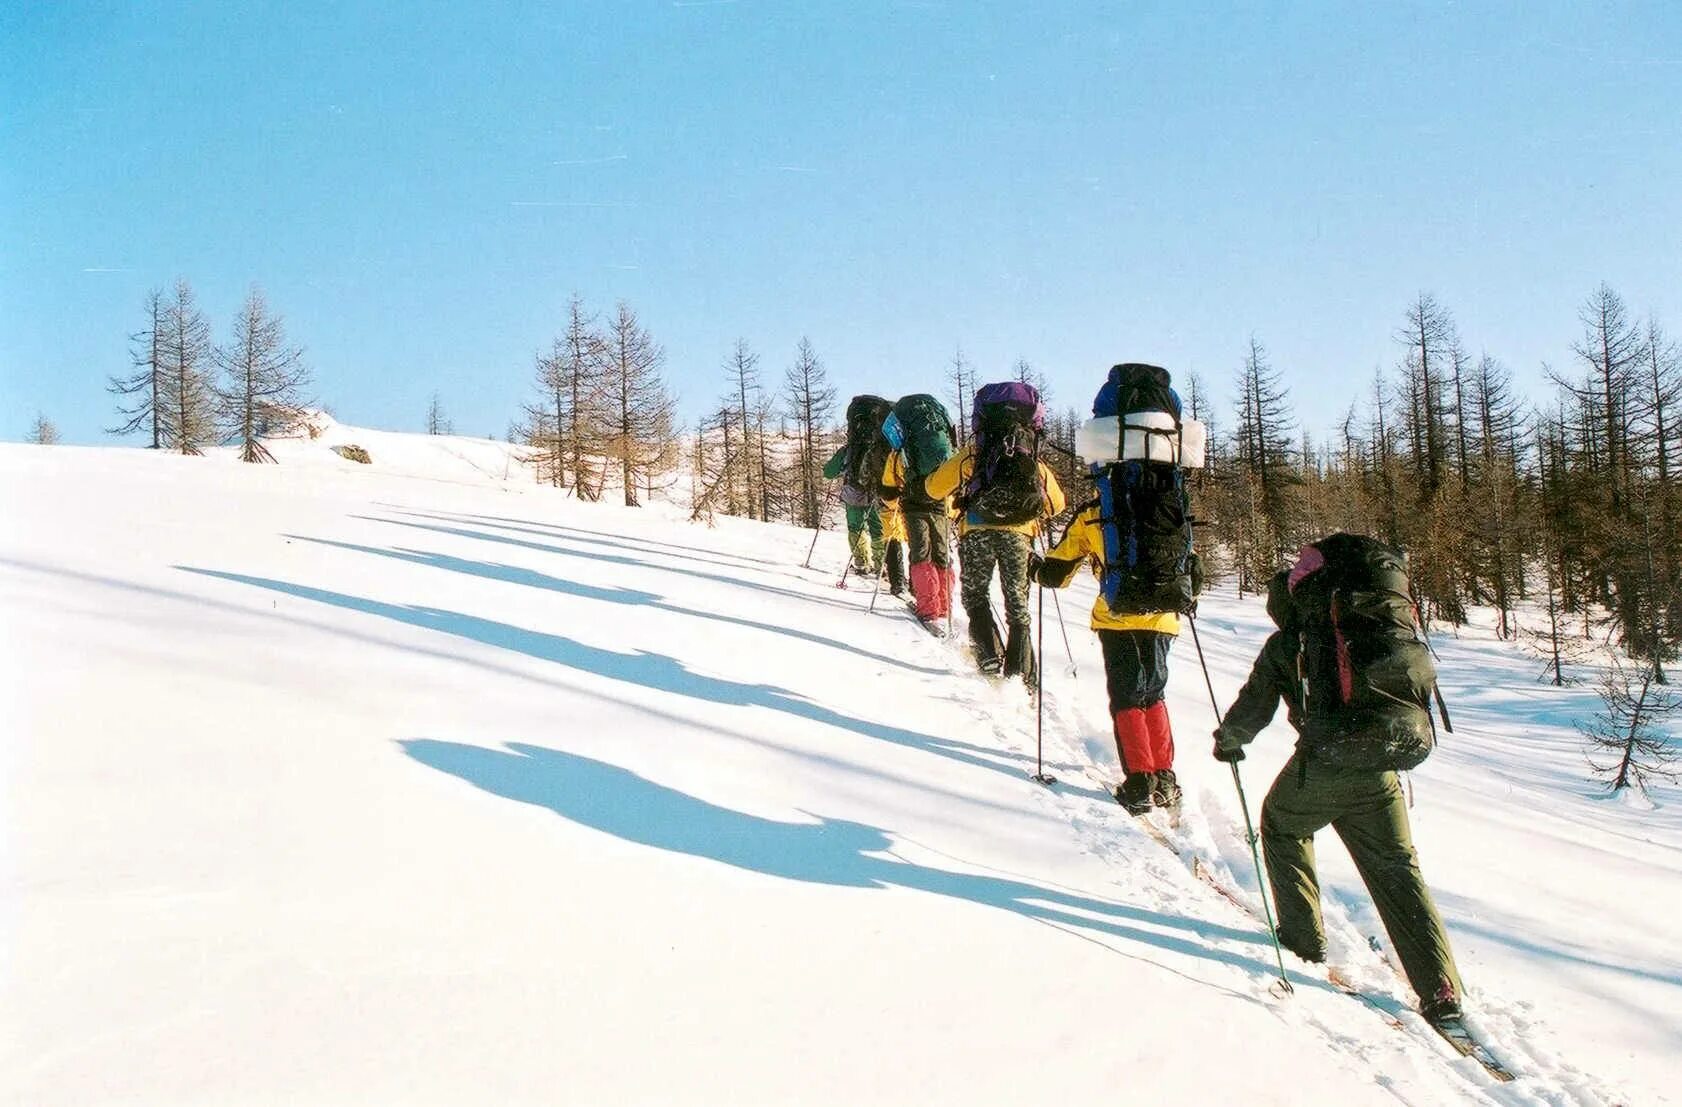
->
[960, 382, 1048, 526]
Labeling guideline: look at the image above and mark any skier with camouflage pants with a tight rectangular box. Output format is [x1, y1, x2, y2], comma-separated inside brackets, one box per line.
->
[925, 446, 1065, 684]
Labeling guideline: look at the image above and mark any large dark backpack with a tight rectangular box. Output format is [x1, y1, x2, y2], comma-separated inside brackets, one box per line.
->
[1090, 364, 1198, 614]
[1287, 533, 1438, 771]
[839, 395, 894, 507]
[889, 394, 956, 480]
[1092, 463, 1197, 615]
[960, 382, 1046, 526]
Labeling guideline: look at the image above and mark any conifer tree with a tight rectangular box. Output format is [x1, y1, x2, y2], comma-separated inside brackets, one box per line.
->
[107, 289, 170, 447]
[599, 301, 674, 507]
[215, 287, 311, 463]
[164, 280, 217, 455]
[784, 337, 836, 528]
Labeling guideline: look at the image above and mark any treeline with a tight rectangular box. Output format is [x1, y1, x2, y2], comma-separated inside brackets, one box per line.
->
[109, 280, 312, 463]
[1196, 285, 1679, 672]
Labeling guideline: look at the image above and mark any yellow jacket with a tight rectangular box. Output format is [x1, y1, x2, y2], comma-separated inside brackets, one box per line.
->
[881, 452, 951, 514]
[923, 446, 1066, 537]
[1041, 503, 1182, 634]
[880, 498, 907, 542]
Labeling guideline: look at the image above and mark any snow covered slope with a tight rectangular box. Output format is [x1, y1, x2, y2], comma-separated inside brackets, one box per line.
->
[2, 430, 1675, 1106]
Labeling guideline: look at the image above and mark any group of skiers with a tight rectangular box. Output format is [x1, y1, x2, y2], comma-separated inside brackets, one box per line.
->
[821, 364, 1468, 1030]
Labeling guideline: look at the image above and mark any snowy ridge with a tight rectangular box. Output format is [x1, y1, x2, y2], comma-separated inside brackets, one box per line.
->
[2, 426, 1675, 1106]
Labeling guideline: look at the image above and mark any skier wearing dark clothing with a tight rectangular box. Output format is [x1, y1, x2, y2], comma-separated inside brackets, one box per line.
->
[1214, 567, 1466, 1025]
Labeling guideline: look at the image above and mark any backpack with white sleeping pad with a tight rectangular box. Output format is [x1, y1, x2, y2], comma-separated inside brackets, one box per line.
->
[1286, 533, 1440, 771]
[1077, 364, 1203, 615]
[839, 395, 894, 508]
[958, 381, 1047, 527]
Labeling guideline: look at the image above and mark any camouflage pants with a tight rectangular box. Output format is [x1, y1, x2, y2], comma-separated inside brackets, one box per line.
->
[959, 529, 1035, 680]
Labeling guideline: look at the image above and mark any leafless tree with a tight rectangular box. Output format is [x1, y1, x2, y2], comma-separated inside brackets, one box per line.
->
[599, 301, 674, 506]
[948, 345, 976, 447]
[426, 392, 452, 435]
[163, 279, 217, 455]
[28, 413, 59, 445]
[1581, 656, 1679, 795]
[107, 289, 169, 447]
[215, 286, 311, 463]
[784, 337, 836, 527]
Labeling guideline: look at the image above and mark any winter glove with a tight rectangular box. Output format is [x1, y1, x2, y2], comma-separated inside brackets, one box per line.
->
[1211, 727, 1246, 763]
[1026, 552, 1044, 583]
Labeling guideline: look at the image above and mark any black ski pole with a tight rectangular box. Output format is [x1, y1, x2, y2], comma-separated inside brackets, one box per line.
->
[1189, 612, 1294, 996]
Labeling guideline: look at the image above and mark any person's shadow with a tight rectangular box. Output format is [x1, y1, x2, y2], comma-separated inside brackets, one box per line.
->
[401, 739, 1284, 996]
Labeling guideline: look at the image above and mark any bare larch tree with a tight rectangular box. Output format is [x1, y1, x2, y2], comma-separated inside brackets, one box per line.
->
[215, 286, 311, 463]
[107, 289, 170, 447]
[599, 301, 673, 507]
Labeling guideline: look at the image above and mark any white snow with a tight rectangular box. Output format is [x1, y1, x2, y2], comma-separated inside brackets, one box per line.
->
[2, 429, 1676, 1106]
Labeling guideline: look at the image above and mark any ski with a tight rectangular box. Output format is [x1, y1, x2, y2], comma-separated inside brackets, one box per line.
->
[1326, 967, 1407, 1031]
[1427, 1015, 1517, 1083]
[1080, 767, 1517, 1082]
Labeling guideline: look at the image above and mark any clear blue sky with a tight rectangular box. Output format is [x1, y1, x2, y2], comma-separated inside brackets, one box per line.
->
[4, 2, 1679, 445]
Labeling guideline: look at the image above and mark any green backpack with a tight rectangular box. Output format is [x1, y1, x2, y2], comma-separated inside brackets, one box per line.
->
[888, 394, 956, 480]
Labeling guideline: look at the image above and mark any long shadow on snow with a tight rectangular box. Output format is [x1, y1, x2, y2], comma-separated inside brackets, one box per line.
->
[351, 515, 867, 617]
[286, 535, 943, 677]
[181, 569, 1049, 782]
[402, 738, 1281, 989]
[383, 506, 795, 573]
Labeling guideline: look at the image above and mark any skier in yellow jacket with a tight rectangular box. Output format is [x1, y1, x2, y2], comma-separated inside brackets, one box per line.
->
[924, 382, 1065, 686]
[1034, 505, 1182, 813]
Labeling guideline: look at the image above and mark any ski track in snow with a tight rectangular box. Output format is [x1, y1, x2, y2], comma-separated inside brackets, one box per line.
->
[1, 428, 1671, 1106]
[866, 595, 1635, 1107]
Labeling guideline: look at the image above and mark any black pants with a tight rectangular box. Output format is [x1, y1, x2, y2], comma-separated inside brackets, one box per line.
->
[904, 511, 951, 569]
[1099, 629, 1172, 713]
[885, 538, 907, 594]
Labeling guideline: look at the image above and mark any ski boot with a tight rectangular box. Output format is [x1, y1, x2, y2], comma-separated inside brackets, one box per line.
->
[1420, 985, 1463, 1028]
[1150, 769, 1183, 815]
[1113, 772, 1154, 816]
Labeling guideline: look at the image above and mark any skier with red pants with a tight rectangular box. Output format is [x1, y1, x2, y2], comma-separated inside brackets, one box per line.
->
[1033, 363, 1204, 814]
[1035, 514, 1184, 813]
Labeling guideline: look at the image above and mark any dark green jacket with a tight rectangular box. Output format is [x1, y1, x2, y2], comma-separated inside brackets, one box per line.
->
[822, 445, 848, 481]
[1218, 630, 1303, 751]
[1219, 571, 1434, 769]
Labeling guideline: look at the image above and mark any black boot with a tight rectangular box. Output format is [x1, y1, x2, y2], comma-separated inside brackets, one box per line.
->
[968, 606, 1002, 675]
[1001, 622, 1036, 686]
[886, 539, 907, 597]
[1114, 772, 1154, 815]
[1150, 769, 1182, 813]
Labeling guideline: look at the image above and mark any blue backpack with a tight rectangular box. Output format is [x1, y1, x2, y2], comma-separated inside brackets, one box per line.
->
[1090, 365, 1199, 615]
